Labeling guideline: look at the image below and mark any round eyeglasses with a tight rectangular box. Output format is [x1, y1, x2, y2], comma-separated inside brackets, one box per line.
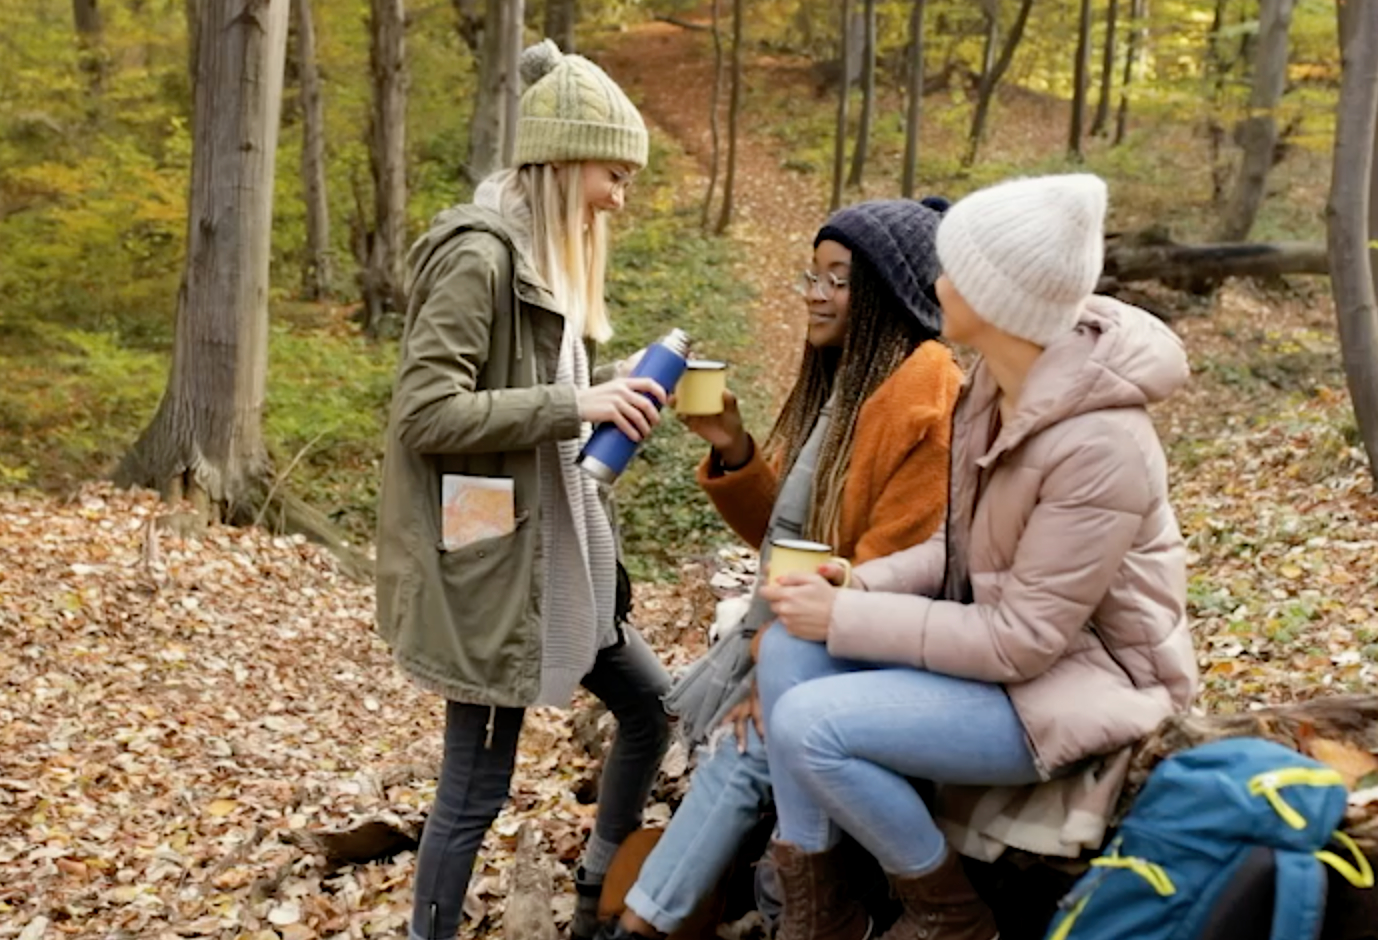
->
[795, 270, 849, 300]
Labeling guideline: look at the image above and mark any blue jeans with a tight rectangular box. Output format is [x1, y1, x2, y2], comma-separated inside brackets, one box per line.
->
[626, 622, 850, 933]
[757, 627, 1040, 876]
[624, 726, 772, 934]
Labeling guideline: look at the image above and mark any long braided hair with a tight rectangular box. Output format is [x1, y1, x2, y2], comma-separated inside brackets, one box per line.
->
[762, 254, 933, 546]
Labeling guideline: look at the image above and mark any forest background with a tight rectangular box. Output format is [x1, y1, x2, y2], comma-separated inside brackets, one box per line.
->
[4, 1, 1378, 938]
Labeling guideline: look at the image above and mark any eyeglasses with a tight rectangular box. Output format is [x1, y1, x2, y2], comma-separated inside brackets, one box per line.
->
[795, 270, 849, 300]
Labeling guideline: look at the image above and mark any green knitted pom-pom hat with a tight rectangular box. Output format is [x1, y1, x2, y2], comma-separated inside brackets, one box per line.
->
[512, 39, 648, 169]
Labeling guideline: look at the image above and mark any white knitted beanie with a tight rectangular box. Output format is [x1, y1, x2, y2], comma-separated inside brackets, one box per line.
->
[936, 174, 1107, 346]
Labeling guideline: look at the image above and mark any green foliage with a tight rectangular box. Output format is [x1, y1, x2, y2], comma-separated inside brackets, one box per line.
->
[262, 312, 397, 541]
[604, 136, 760, 580]
[0, 310, 396, 543]
[0, 0, 1352, 582]
[0, 320, 165, 490]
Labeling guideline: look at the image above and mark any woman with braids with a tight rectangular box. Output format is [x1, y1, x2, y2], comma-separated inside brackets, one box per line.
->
[592, 199, 963, 940]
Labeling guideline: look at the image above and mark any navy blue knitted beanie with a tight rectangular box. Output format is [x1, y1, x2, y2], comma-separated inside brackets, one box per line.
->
[815, 197, 948, 337]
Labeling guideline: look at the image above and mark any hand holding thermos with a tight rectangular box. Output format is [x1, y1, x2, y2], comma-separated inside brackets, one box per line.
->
[577, 329, 692, 483]
[577, 377, 667, 443]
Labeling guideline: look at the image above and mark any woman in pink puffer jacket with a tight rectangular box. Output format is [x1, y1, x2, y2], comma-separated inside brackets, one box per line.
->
[755, 174, 1200, 940]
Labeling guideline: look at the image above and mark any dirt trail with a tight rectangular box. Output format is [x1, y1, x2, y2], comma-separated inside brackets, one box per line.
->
[599, 20, 826, 403]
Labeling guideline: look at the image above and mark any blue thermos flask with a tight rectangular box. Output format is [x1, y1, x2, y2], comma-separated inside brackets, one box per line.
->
[577, 328, 692, 484]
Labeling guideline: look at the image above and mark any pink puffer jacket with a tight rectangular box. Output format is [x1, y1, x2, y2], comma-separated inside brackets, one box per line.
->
[829, 296, 1199, 777]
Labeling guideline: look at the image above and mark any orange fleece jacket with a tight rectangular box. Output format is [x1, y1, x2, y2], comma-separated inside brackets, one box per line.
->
[696, 340, 962, 566]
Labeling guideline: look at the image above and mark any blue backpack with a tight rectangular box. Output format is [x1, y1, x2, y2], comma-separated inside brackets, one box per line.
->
[1044, 737, 1373, 940]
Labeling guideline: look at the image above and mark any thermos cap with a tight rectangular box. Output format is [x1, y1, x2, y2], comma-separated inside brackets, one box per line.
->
[660, 328, 691, 357]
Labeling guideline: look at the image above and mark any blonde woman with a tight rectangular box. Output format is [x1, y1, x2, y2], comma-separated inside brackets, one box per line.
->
[375, 41, 672, 940]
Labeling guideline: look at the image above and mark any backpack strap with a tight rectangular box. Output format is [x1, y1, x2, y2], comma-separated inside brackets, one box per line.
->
[1316, 830, 1375, 889]
[1269, 850, 1328, 940]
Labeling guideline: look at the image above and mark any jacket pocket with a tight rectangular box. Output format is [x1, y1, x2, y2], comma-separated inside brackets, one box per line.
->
[430, 509, 537, 694]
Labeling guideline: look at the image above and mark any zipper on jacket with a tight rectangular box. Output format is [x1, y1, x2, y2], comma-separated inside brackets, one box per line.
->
[427, 902, 438, 939]
[485, 704, 496, 749]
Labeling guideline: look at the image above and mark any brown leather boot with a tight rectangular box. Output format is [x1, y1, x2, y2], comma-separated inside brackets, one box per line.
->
[770, 840, 872, 940]
[877, 850, 998, 940]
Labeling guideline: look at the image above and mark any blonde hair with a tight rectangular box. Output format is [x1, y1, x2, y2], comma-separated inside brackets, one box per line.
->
[483, 164, 613, 343]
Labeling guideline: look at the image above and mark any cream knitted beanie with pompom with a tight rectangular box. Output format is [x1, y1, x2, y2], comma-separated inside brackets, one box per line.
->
[936, 174, 1107, 346]
[512, 39, 648, 169]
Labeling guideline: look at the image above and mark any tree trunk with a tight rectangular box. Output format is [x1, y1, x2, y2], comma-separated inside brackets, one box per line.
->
[502, 0, 525, 166]
[296, 0, 331, 300]
[544, 0, 575, 51]
[964, 0, 1035, 167]
[1216, 0, 1295, 242]
[1326, 0, 1378, 487]
[965, 1, 999, 167]
[116, 0, 290, 514]
[362, 0, 408, 337]
[701, 0, 724, 231]
[453, 0, 481, 52]
[73, 0, 106, 90]
[846, 0, 877, 189]
[73, 0, 101, 35]
[829, 0, 852, 212]
[1069, 0, 1093, 159]
[469, 0, 504, 181]
[1090, 0, 1118, 136]
[901, 0, 926, 198]
[1114, 0, 1145, 145]
[714, 0, 743, 234]
[185, 0, 201, 99]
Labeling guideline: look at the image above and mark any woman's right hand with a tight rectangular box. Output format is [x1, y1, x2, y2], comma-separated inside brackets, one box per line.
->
[724, 679, 765, 751]
[680, 389, 751, 466]
[578, 377, 666, 442]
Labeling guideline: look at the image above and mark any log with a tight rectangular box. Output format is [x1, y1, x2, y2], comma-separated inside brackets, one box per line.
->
[505, 821, 558, 940]
[1100, 233, 1329, 293]
[653, 14, 711, 32]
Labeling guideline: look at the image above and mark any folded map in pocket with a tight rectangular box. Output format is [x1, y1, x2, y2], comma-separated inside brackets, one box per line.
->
[441, 475, 515, 551]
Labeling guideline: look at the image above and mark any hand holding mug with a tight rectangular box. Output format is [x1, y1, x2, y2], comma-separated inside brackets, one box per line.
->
[760, 572, 838, 642]
[816, 561, 851, 587]
[679, 389, 749, 465]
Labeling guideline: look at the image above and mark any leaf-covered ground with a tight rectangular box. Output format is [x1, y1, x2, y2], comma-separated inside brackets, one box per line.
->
[0, 485, 716, 939]
[6, 16, 1378, 940]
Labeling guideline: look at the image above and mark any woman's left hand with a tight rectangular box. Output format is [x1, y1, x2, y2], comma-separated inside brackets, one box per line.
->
[760, 573, 837, 642]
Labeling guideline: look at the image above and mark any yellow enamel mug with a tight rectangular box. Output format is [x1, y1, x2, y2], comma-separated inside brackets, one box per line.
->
[675, 360, 728, 416]
[768, 538, 852, 587]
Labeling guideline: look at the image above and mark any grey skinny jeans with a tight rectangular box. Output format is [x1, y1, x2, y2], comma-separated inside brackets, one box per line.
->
[410, 627, 671, 939]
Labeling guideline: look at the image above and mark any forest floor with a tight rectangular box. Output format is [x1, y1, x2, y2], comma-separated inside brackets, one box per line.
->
[3, 16, 1378, 940]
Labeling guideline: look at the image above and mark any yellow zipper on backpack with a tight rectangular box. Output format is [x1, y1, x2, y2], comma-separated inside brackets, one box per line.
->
[1246, 767, 1345, 830]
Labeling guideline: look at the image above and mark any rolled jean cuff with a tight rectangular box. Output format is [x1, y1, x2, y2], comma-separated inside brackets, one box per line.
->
[624, 884, 682, 936]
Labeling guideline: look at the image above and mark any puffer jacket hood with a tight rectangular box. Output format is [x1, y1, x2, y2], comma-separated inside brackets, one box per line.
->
[980, 296, 1189, 466]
